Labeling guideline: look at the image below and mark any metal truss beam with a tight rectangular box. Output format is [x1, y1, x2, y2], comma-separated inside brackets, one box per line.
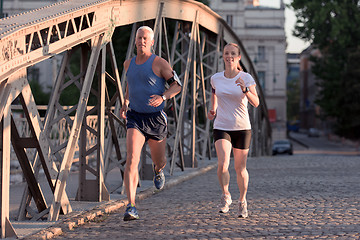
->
[0, 0, 272, 229]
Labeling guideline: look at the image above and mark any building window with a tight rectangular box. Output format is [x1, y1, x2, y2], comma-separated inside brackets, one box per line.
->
[257, 71, 265, 90]
[226, 15, 233, 27]
[258, 46, 266, 61]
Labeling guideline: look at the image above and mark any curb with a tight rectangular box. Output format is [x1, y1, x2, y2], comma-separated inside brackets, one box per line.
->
[23, 162, 218, 240]
[288, 134, 309, 149]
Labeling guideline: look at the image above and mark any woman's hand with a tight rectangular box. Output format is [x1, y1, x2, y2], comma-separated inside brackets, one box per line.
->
[208, 109, 216, 120]
[235, 77, 246, 92]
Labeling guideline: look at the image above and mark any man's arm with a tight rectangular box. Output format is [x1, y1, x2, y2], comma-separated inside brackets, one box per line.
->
[160, 58, 182, 99]
[162, 80, 182, 101]
[120, 59, 131, 119]
[149, 57, 182, 107]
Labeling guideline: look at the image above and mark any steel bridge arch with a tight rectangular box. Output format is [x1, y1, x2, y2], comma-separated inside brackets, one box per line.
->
[0, 0, 271, 237]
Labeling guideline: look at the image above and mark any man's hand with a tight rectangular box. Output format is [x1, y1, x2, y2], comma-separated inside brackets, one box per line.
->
[149, 95, 164, 107]
[120, 104, 128, 119]
[208, 109, 216, 120]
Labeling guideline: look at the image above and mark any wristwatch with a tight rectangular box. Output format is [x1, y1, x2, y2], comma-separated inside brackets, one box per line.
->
[161, 95, 167, 101]
[242, 87, 249, 93]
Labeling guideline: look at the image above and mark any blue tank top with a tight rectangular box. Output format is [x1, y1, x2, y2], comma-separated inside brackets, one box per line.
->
[126, 54, 166, 113]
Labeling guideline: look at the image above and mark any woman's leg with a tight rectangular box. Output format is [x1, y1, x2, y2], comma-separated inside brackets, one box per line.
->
[233, 148, 249, 202]
[215, 139, 233, 195]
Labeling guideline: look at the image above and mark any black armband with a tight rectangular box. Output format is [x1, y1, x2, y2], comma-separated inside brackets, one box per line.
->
[166, 71, 182, 87]
[212, 87, 215, 93]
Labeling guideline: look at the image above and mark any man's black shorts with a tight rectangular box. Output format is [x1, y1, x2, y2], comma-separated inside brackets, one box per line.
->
[213, 129, 252, 150]
[126, 109, 167, 141]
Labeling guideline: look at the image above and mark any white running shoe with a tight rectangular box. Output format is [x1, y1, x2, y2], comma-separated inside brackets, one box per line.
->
[219, 194, 232, 213]
[238, 200, 248, 218]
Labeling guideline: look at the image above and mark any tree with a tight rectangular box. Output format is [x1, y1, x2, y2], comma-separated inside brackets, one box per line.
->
[291, 0, 360, 140]
[287, 77, 300, 122]
[29, 80, 51, 105]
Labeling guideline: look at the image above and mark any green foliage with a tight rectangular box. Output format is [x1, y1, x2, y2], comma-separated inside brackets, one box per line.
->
[287, 78, 300, 121]
[59, 47, 81, 106]
[291, 0, 360, 139]
[291, 0, 360, 49]
[332, 46, 360, 139]
[29, 80, 50, 105]
[111, 24, 133, 73]
[59, 83, 80, 106]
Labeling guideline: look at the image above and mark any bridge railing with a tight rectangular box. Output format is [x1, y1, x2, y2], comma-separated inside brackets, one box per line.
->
[11, 105, 126, 163]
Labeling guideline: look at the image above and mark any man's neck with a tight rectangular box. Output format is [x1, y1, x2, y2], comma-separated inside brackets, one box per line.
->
[136, 51, 152, 64]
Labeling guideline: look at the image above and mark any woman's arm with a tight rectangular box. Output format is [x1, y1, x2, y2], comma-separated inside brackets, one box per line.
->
[208, 91, 217, 120]
[235, 76, 259, 108]
[244, 85, 259, 108]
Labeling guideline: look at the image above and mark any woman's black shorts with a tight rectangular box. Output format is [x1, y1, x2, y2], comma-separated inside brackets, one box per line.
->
[213, 129, 252, 150]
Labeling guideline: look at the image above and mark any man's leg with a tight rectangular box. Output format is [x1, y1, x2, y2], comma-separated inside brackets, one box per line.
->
[148, 138, 167, 189]
[124, 128, 145, 205]
[148, 138, 167, 172]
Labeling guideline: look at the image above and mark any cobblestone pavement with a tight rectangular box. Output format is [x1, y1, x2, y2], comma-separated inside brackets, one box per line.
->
[42, 155, 360, 239]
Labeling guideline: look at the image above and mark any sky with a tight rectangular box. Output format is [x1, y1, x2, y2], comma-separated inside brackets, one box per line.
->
[259, 0, 310, 53]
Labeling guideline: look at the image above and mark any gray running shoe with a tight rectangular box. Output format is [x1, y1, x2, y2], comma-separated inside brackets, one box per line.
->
[153, 165, 165, 190]
[219, 194, 232, 213]
[123, 203, 139, 221]
[238, 200, 248, 218]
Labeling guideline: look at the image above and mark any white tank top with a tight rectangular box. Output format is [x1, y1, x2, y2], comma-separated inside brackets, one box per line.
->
[210, 71, 256, 130]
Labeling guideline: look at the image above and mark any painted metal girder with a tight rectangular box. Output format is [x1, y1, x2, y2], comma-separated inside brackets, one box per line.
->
[0, 0, 272, 230]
